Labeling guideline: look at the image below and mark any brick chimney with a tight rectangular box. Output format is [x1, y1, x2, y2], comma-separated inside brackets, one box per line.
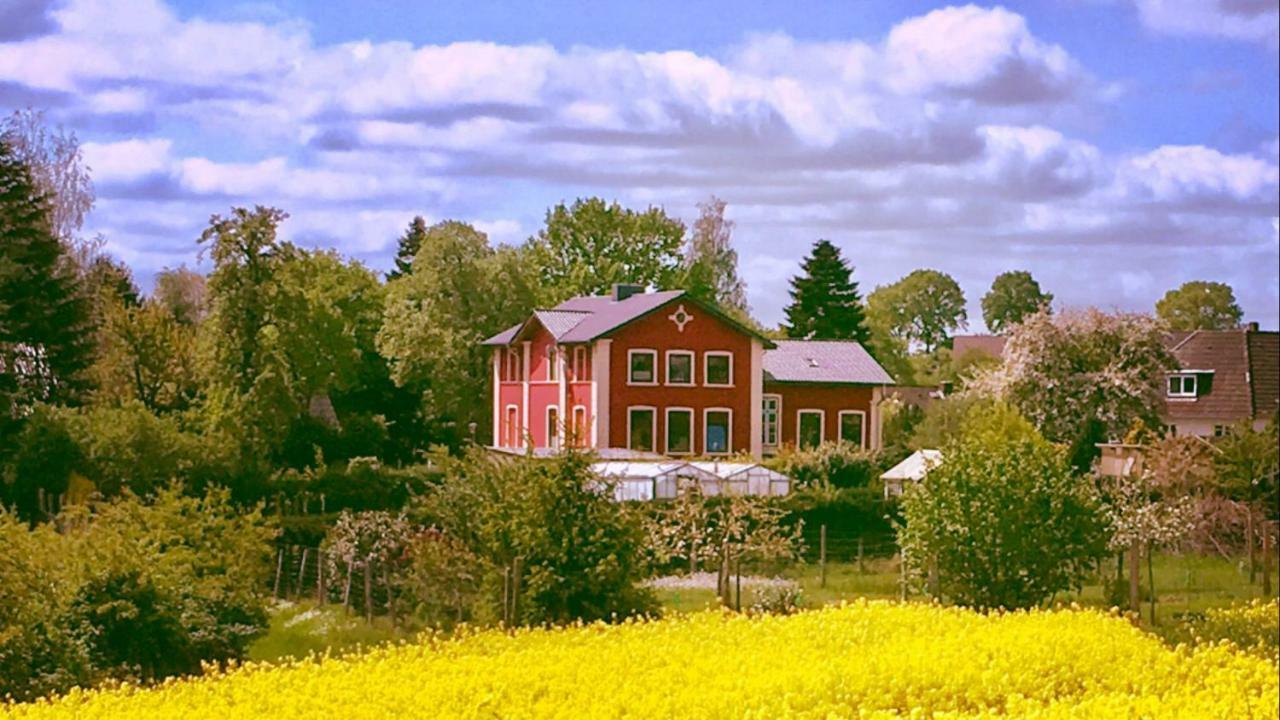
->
[1244, 321, 1259, 332]
[612, 283, 645, 301]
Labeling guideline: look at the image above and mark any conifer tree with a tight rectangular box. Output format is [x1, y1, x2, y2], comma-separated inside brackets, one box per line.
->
[782, 239, 870, 343]
[0, 139, 94, 414]
[387, 216, 429, 280]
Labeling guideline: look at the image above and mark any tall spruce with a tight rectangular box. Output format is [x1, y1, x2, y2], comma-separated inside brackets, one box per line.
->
[0, 139, 94, 415]
[387, 216, 429, 280]
[782, 239, 870, 343]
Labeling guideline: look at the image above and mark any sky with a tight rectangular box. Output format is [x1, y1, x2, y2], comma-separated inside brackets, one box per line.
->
[1, 0, 1277, 331]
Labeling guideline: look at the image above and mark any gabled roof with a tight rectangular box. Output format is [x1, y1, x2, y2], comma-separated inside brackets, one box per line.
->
[762, 340, 895, 385]
[1163, 329, 1274, 422]
[1247, 331, 1279, 419]
[482, 289, 774, 346]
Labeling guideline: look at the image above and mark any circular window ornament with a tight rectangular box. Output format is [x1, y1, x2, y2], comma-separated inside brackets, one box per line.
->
[668, 304, 694, 332]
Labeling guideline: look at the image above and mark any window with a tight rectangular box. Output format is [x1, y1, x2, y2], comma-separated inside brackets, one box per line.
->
[704, 409, 732, 455]
[628, 407, 656, 452]
[572, 405, 588, 446]
[798, 410, 824, 449]
[665, 408, 693, 455]
[666, 351, 694, 385]
[505, 405, 519, 447]
[546, 344, 559, 382]
[1213, 424, 1227, 438]
[838, 411, 865, 448]
[504, 349, 522, 382]
[704, 352, 733, 386]
[546, 406, 560, 450]
[762, 395, 781, 447]
[1167, 374, 1196, 397]
[628, 349, 657, 385]
[1164, 424, 1177, 437]
[573, 347, 589, 381]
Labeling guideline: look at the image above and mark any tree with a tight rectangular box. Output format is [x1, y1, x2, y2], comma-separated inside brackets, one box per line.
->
[84, 255, 140, 311]
[0, 139, 95, 416]
[981, 270, 1052, 334]
[898, 403, 1108, 609]
[531, 197, 684, 300]
[866, 269, 967, 353]
[0, 109, 95, 262]
[968, 308, 1175, 471]
[386, 215, 429, 281]
[782, 239, 871, 343]
[378, 221, 538, 443]
[152, 266, 207, 326]
[678, 196, 748, 314]
[1155, 281, 1244, 331]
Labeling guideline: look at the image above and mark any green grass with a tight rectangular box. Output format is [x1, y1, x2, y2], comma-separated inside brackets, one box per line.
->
[248, 601, 405, 663]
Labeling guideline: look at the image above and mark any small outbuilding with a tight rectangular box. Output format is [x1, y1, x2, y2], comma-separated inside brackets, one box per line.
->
[880, 449, 943, 499]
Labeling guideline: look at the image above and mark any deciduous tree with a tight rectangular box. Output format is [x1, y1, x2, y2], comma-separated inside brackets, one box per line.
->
[1155, 281, 1244, 331]
[678, 196, 748, 315]
[981, 270, 1052, 334]
[866, 269, 967, 353]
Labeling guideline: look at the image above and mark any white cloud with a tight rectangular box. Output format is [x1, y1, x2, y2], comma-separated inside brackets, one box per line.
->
[81, 138, 173, 182]
[1121, 145, 1280, 203]
[1134, 0, 1279, 46]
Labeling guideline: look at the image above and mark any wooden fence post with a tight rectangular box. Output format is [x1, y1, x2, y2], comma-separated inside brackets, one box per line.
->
[1247, 511, 1256, 584]
[1263, 524, 1273, 598]
[502, 566, 511, 626]
[898, 552, 906, 601]
[296, 548, 309, 600]
[363, 562, 374, 624]
[1129, 542, 1141, 618]
[272, 547, 284, 600]
[316, 550, 326, 606]
[857, 537, 865, 575]
[342, 558, 354, 614]
[383, 566, 398, 628]
[819, 525, 827, 589]
[512, 557, 523, 625]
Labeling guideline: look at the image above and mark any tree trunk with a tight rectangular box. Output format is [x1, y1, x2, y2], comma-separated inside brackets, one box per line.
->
[364, 562, 374, 624]
[1247, 510, 1257, 584]
[1128, 542, 1141, 618]
[1146, 542, 1156, 625]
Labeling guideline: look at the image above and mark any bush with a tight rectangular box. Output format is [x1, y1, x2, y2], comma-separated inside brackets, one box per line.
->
[1172, 600, 1279, 661]
[747, 582, 803, 615]
[0, 487, 276, 700]
[766, 442, 882, 489]
[401, 529, 483, 628]
[781, 485, 898, 561]
[898, 403, 1108, 609]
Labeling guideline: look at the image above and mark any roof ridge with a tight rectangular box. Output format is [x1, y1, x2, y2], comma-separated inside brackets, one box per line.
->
[1170, 329, 1200, 352]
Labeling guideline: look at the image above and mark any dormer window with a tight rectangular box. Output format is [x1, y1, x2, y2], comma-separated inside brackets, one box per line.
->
[1167, 374, 1197, 398]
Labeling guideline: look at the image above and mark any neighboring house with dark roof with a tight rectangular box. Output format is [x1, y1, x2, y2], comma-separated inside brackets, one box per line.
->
[951, 327, 1280, 439]
[482, 284, 895, 459]
[1164, 326, 1279, 438]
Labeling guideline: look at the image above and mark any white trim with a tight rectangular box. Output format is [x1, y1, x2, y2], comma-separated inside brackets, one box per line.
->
[762, 393, 782, 449]
[594, 340, 611, 448]
[557, 344, 567, 445]
[870, 386, 884, 451]
[797, 409, 825, 449]
[492, 349, 502, 446]
[664, 406, 695, 455]
[749, 340, 763, 457]
[546, 343, 560, 382]
[1166, 373, 1197, 398]
[546, 405, 561, 450]
[703, 407, 734, 456]
[703, 351, 734, 387]
[837, 409, 867, 448]
[504, 403, 520, 448]
[664, 349, 695, 386]
[521, 341, 531, 435]
[573, 346, 588, 381]
[627, 348, 659, 386]
[626, 405, 657, 452]
[571, 404, 588, 447]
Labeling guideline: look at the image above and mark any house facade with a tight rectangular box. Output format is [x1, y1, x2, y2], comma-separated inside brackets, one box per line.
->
[482, 285, 895, 459]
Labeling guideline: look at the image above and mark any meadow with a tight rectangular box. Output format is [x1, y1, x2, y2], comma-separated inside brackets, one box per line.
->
[4, 601, 1275, 720]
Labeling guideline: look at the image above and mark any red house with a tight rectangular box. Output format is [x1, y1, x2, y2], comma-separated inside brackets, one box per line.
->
[482, 285, 895, 458]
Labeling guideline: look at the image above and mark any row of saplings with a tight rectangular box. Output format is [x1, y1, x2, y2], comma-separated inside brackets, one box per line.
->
[310, 449, 809, 628]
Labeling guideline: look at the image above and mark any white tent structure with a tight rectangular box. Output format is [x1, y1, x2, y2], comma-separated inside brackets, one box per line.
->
[590, 461, 792, 501]
[880, 449, 943, 499]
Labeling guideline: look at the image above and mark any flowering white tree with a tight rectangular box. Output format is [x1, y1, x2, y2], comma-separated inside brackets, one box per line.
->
[322, 510, 414, 622]
[968, 308, 1175, 470]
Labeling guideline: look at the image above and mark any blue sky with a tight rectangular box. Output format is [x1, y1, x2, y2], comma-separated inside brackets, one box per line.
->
[2, 0, 1277, 330]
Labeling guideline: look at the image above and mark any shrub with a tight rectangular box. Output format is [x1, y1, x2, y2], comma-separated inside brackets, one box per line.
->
[767, 442, 881, 489]
[400, 529, 483, 628]
[1173, 600, 1279, 661]
[747, 582, 803, 615]
[898, 403, 1109, 609]
[781, 485, 897, 561]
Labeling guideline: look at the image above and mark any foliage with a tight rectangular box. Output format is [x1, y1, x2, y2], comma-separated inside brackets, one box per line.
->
[878, 395, 923, 466]
[765, 441, 881, 489]
[400, 528, 483, 628]
[91, 297, 199, 413]
[898, 403, 1109, 609]
[746, 582, 803, 615]
[782, 239, 870, 344]
[867, 269, 966, 353]
[0, 138, 95, 415]
[1214, 418, 1280, 521]
[386, 216, 428, 280]
[0, 109, 94, 255]
[415, 448, 656, 624]
[780, 485, 897, 560]
[531, 197, 685, 300]
[909, 394, 992, 451]
[1155, 280, 1243, 331]
[676, 196, 748, 315]
[1173, 599, 1280, 662]
[981, 270, 1052, 334]
[6, 603, 1276, 719]
[0, 487, 275, 701]
[377, 221, 538, 444]
[967, 308, 1175, 471]
[152, 266, 207, 326]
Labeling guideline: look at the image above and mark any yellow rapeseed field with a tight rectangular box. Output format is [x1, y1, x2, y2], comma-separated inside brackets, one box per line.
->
[4, 601, 1276, 719]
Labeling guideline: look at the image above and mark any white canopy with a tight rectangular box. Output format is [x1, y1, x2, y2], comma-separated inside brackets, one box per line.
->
[880, 449, 942, 499]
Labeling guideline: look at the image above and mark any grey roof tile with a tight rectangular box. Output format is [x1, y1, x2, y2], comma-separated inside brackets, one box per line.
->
[763, 340, 895, 385]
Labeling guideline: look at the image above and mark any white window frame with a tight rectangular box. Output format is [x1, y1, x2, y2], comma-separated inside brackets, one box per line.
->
[797, 409, 825, 449]
[546, 405, 560, 450]
[837, 410, 867, 448]
[703, 407, 733, 456]
[573, 346, 588, 381]
[664, 407, 695, 456]
[505, 349, 521, 382]
[665, 350, 695, 386]
[762, 394, 782, 448]
[505, 404, 520, 447]
[572, 404, 588, 447]
[546, 344, 560, 382]
[627, 405, 657, 452]
[1213, 424, 1227, 438]
[1167, 374, 1196, 398]
[703, 351, 734, 387]
[627, 349, 659, 386]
